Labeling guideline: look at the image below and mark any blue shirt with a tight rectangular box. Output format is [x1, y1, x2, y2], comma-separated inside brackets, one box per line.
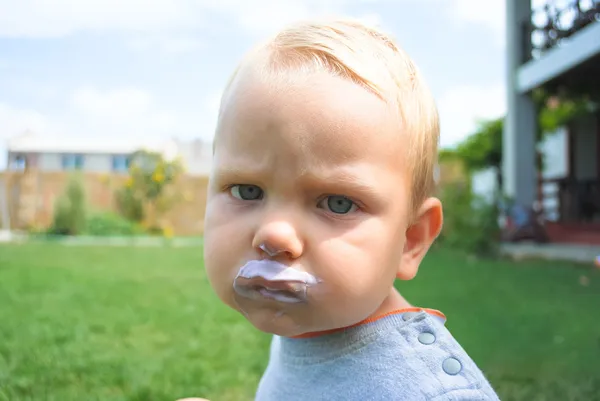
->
[255, 309, 500, 400]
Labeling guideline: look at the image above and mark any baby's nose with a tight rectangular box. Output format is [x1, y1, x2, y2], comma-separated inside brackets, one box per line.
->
[253, 220, 304, 259]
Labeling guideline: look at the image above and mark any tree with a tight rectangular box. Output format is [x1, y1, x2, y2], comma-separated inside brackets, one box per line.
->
[439, 89, 596, 206]
[115, 150, 184, 234]
[441, 90, 595, 174]
[49, 174, 87, 236]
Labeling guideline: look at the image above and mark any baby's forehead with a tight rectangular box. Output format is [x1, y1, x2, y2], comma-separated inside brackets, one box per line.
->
[216, 70, 406, 166]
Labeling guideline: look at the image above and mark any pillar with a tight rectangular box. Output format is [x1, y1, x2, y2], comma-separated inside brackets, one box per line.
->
[503, 0, 538, 207]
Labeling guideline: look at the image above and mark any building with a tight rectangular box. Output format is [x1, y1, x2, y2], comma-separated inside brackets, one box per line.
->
[5, 130, 213, 176]
[504, 0, 600, 245]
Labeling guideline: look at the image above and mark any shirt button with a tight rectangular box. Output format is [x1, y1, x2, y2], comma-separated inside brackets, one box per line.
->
[442, 357, 462, 375]
[402, 311, 421, 321]
[418, 332, 436, 345]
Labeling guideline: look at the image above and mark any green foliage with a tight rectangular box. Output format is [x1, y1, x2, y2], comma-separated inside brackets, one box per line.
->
[441, 91, 595, 174]
[453, 118, 503, 172]
[538, 96, 595, 133]
[436, 91, 594, 254]
[127, 150, 184, 201]
[115, 150, 184, 232]
[115, 186, 145, 222]
[436, 182, 500, 257]
[48, 196, 72, 235]
[84, 211, 144, 237]
[48, 175, 87, 236]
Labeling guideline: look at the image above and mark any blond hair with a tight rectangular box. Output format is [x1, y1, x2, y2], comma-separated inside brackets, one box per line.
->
[220, 17, 440, 210]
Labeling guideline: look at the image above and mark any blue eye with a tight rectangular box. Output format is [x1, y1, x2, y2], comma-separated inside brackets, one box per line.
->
[321, 195, 357, 214]
[230, 184, 263, 200]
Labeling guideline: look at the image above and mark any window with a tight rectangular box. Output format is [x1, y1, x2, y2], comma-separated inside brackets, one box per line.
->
[112, 155, 130, 172]
[10, 154, 27, 171]
[62, 154, 84, 170]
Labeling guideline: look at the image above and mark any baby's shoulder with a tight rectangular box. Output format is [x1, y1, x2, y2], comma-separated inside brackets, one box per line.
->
[370, 311, 499, 400]
[259, 311, 500, 400]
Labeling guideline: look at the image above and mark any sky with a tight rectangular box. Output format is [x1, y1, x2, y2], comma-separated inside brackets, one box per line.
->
[0, 0, 508, 168]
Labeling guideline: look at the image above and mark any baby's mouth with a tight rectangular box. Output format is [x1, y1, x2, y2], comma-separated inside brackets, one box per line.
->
[233, 259, 320, 304]
[234, 276, 307, 303]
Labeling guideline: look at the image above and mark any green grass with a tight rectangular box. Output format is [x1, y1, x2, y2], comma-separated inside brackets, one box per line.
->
[0, 243, 599, 401]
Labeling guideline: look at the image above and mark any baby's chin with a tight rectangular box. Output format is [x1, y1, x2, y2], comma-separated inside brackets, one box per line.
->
[233, 300, 367, 338]
[230, 297, 321, 337]
[243, 306, 308, 337]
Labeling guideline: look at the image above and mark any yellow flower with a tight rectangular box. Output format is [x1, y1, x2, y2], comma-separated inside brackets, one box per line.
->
[163, 225, 174, 238]
[152, 172, 165, 183]
[125, 177, 133, 187]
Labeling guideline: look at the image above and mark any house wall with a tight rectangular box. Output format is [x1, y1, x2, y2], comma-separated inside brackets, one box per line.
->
[83, 154, 114, 172]
[572, 113, 598, 180]
[38, 153, 63, 171]
[7, 152, 125, 173]
[0, 170, 209, 235]
[538, 128, 568, 221]
[38, 153, 117, 172]
[472, 116, 597, 216]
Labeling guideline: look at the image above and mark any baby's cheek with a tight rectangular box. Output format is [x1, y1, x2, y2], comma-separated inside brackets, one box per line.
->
[318, 238, 386, 280]
[204, 231, 239, 287]
[320, 254, 382, 300]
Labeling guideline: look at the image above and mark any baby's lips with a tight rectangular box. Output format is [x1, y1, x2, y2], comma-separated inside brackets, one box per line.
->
[236, 259, 320, 285]
[235, 276, 307, 293]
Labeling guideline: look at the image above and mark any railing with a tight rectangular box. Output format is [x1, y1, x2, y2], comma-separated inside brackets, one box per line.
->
[541, 177, 600, 223]
[525, 0, 600, 62]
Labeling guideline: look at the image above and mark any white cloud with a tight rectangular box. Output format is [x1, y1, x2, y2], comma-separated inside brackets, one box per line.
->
[0, 0, 200, 38]
[126, 36, 205, 53]
[71, 87, 154, 118]
[68, 86, 217, 141]
[0, 103, 60, 140]
[437, 83, 506, 148]
[355, 12, 384, 28]
[201, 0, 377, 38]
[0, 85, 217, 159]
[228, 1, 314, 35]
[0, 103, 66, 167]
[449, 0, 506, 46]
[0, 0, 381, 39]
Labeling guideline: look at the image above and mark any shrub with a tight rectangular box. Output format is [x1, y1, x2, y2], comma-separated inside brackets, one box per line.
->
[115, 186, 145, 222]
[48, 175, 87, 236]
[84, 211, 144, 237]
[114, 150, 184, 232]
[436, 182, 500, 257]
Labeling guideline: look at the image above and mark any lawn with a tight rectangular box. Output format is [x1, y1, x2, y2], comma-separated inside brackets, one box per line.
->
[0, 243, 599, 401]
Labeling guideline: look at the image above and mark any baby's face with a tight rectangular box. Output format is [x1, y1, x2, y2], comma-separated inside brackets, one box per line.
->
[204, 69, 414, 337]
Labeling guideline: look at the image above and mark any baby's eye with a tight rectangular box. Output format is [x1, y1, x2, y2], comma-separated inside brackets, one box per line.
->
[230, 184, 264, 201]
[318, 195, 358, 214]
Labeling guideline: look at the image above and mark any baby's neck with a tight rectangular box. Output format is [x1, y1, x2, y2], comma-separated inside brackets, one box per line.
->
[372, 287, 413, 316]
[291, 287, 412, 339]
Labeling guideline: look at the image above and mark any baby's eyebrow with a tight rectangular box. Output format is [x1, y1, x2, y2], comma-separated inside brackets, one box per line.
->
[213, 165, 387, 201]
[213, 166, 262, 182]
[299, 170, 384, 199]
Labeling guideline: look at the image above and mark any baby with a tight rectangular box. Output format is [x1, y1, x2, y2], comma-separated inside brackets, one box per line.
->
[202, 17, 500, 401]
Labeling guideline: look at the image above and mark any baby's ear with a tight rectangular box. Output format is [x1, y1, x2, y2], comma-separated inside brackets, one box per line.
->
[397, 197, 443, 280]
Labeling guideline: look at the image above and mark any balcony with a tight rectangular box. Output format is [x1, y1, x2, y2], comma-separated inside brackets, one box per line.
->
[515, 0, 600, 94]
[526, 0, 600, 62]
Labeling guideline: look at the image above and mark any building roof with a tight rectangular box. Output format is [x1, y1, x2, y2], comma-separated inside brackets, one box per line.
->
[5, 130, 214, 175]
[7, 130, 162, 155]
